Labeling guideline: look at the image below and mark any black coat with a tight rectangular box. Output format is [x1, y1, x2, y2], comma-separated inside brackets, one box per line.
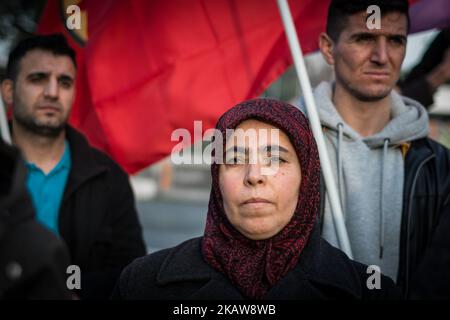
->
[0, 140, 71, 299]
[318, 137, 450, 299]
[399, 138, 450, 299]
[58, 126, 146, 299]
[112, 227, 401, 300]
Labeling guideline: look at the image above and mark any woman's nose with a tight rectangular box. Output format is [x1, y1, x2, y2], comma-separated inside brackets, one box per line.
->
[244, 163, 266, 186]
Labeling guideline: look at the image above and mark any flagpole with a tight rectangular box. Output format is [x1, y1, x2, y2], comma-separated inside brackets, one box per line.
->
[0, 96, 12, 144]
[276, 0, 353, 258]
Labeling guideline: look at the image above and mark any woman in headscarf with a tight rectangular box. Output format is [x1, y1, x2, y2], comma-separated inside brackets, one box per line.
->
[112, 99, 400, 300]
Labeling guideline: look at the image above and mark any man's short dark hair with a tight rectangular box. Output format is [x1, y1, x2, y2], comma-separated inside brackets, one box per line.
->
[6, 34, 77, 81]
[326, 0, 410, 42]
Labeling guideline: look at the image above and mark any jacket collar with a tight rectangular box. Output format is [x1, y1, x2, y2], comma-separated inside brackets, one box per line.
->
[156, 238, 244, 299]
[62, 126, 109, 203]
[156, 225, 363, 299]
[156, 238, 213, 285]
[8, 122, 109, 202]
[403, 138, 435, 198]
[405, 138, 434, 166]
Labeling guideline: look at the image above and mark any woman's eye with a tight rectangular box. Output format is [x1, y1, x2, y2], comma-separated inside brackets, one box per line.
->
[226, 156, 245, 165]
[272, 156, 284, 163]
[264, 155, 285, 165]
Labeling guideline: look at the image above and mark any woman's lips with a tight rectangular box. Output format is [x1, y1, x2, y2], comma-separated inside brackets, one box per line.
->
[241, 198, 272, 206]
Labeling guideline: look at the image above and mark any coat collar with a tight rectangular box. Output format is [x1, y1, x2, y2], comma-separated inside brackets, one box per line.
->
[156, 238, 213, 285]
[62, 126, 109, 203]
[8, 122, 109, 203]
[156, 225, 363, 299]
[156, 238, 244, 299]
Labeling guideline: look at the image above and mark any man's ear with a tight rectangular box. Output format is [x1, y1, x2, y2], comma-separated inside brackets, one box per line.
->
[319, 32, 335, 66]
[1, 79, 14, 106]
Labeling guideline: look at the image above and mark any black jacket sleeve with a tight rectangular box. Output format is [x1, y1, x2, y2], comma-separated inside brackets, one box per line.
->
[409, 196, 450, 299]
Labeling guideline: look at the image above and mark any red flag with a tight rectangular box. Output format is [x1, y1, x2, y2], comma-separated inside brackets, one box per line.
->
[37, 0, 419, 173]
[37, 0, 328, 173]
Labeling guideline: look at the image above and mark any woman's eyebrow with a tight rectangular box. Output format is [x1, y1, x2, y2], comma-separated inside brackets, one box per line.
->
[262, 145, 289, 153]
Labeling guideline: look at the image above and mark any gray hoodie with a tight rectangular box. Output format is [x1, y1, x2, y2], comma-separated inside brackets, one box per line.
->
[309, 81, 429, 281]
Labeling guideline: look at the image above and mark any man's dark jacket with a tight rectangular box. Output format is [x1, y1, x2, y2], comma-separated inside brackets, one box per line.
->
[58, 126, 146, 299]
[0, 139, 71, 299]
[319, 137, 450, 299]
[111, 226, 401, 300]
[398, 138, 450, 299]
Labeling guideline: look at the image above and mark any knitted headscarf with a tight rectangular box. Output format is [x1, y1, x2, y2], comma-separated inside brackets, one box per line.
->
[202, 98, 321, 299]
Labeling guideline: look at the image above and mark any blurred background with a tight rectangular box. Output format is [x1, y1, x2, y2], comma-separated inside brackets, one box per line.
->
[1, 0, 449, 253]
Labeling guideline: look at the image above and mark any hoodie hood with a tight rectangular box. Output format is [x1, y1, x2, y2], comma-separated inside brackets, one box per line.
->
[313, 81, 429, 148]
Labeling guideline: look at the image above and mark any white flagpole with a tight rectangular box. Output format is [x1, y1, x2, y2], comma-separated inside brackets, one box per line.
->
[0, 96, 12, 144]
[276, 0, 353, 258]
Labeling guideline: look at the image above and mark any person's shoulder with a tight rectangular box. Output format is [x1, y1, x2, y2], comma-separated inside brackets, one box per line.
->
[112, 238, 203, 299]
[7, 218, 69, 265]
[411, 137, 450, 157]
[317, 240, 402, 300]
[2, 219, 72, 297]
[410, 138, 450, 176]
[66, 126, 128, 178]
[89, 146, 126, 177]
[127, 237, 202, 271]
[427, 138, 450, 159]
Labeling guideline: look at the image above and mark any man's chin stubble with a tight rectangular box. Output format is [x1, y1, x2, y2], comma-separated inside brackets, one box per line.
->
[15, 116, 67, 138]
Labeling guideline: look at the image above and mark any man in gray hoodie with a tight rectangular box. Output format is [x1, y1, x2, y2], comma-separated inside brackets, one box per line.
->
[310, 0, 450, 298]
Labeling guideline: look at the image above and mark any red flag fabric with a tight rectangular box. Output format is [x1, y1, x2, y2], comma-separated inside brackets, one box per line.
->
[37, 0, 422, 173]
[37, 0, 328, 173]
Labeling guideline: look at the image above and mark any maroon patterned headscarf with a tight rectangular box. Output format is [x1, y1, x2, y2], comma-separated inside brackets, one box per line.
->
[201, 98, 321, 299]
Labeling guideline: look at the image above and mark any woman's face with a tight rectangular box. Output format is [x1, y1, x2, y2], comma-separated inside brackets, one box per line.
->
[219, 119, 302, 240]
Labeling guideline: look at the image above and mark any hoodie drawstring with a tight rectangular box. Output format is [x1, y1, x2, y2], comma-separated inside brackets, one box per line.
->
[380, 138, 390, 259]
[336, 123, 345, 214]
